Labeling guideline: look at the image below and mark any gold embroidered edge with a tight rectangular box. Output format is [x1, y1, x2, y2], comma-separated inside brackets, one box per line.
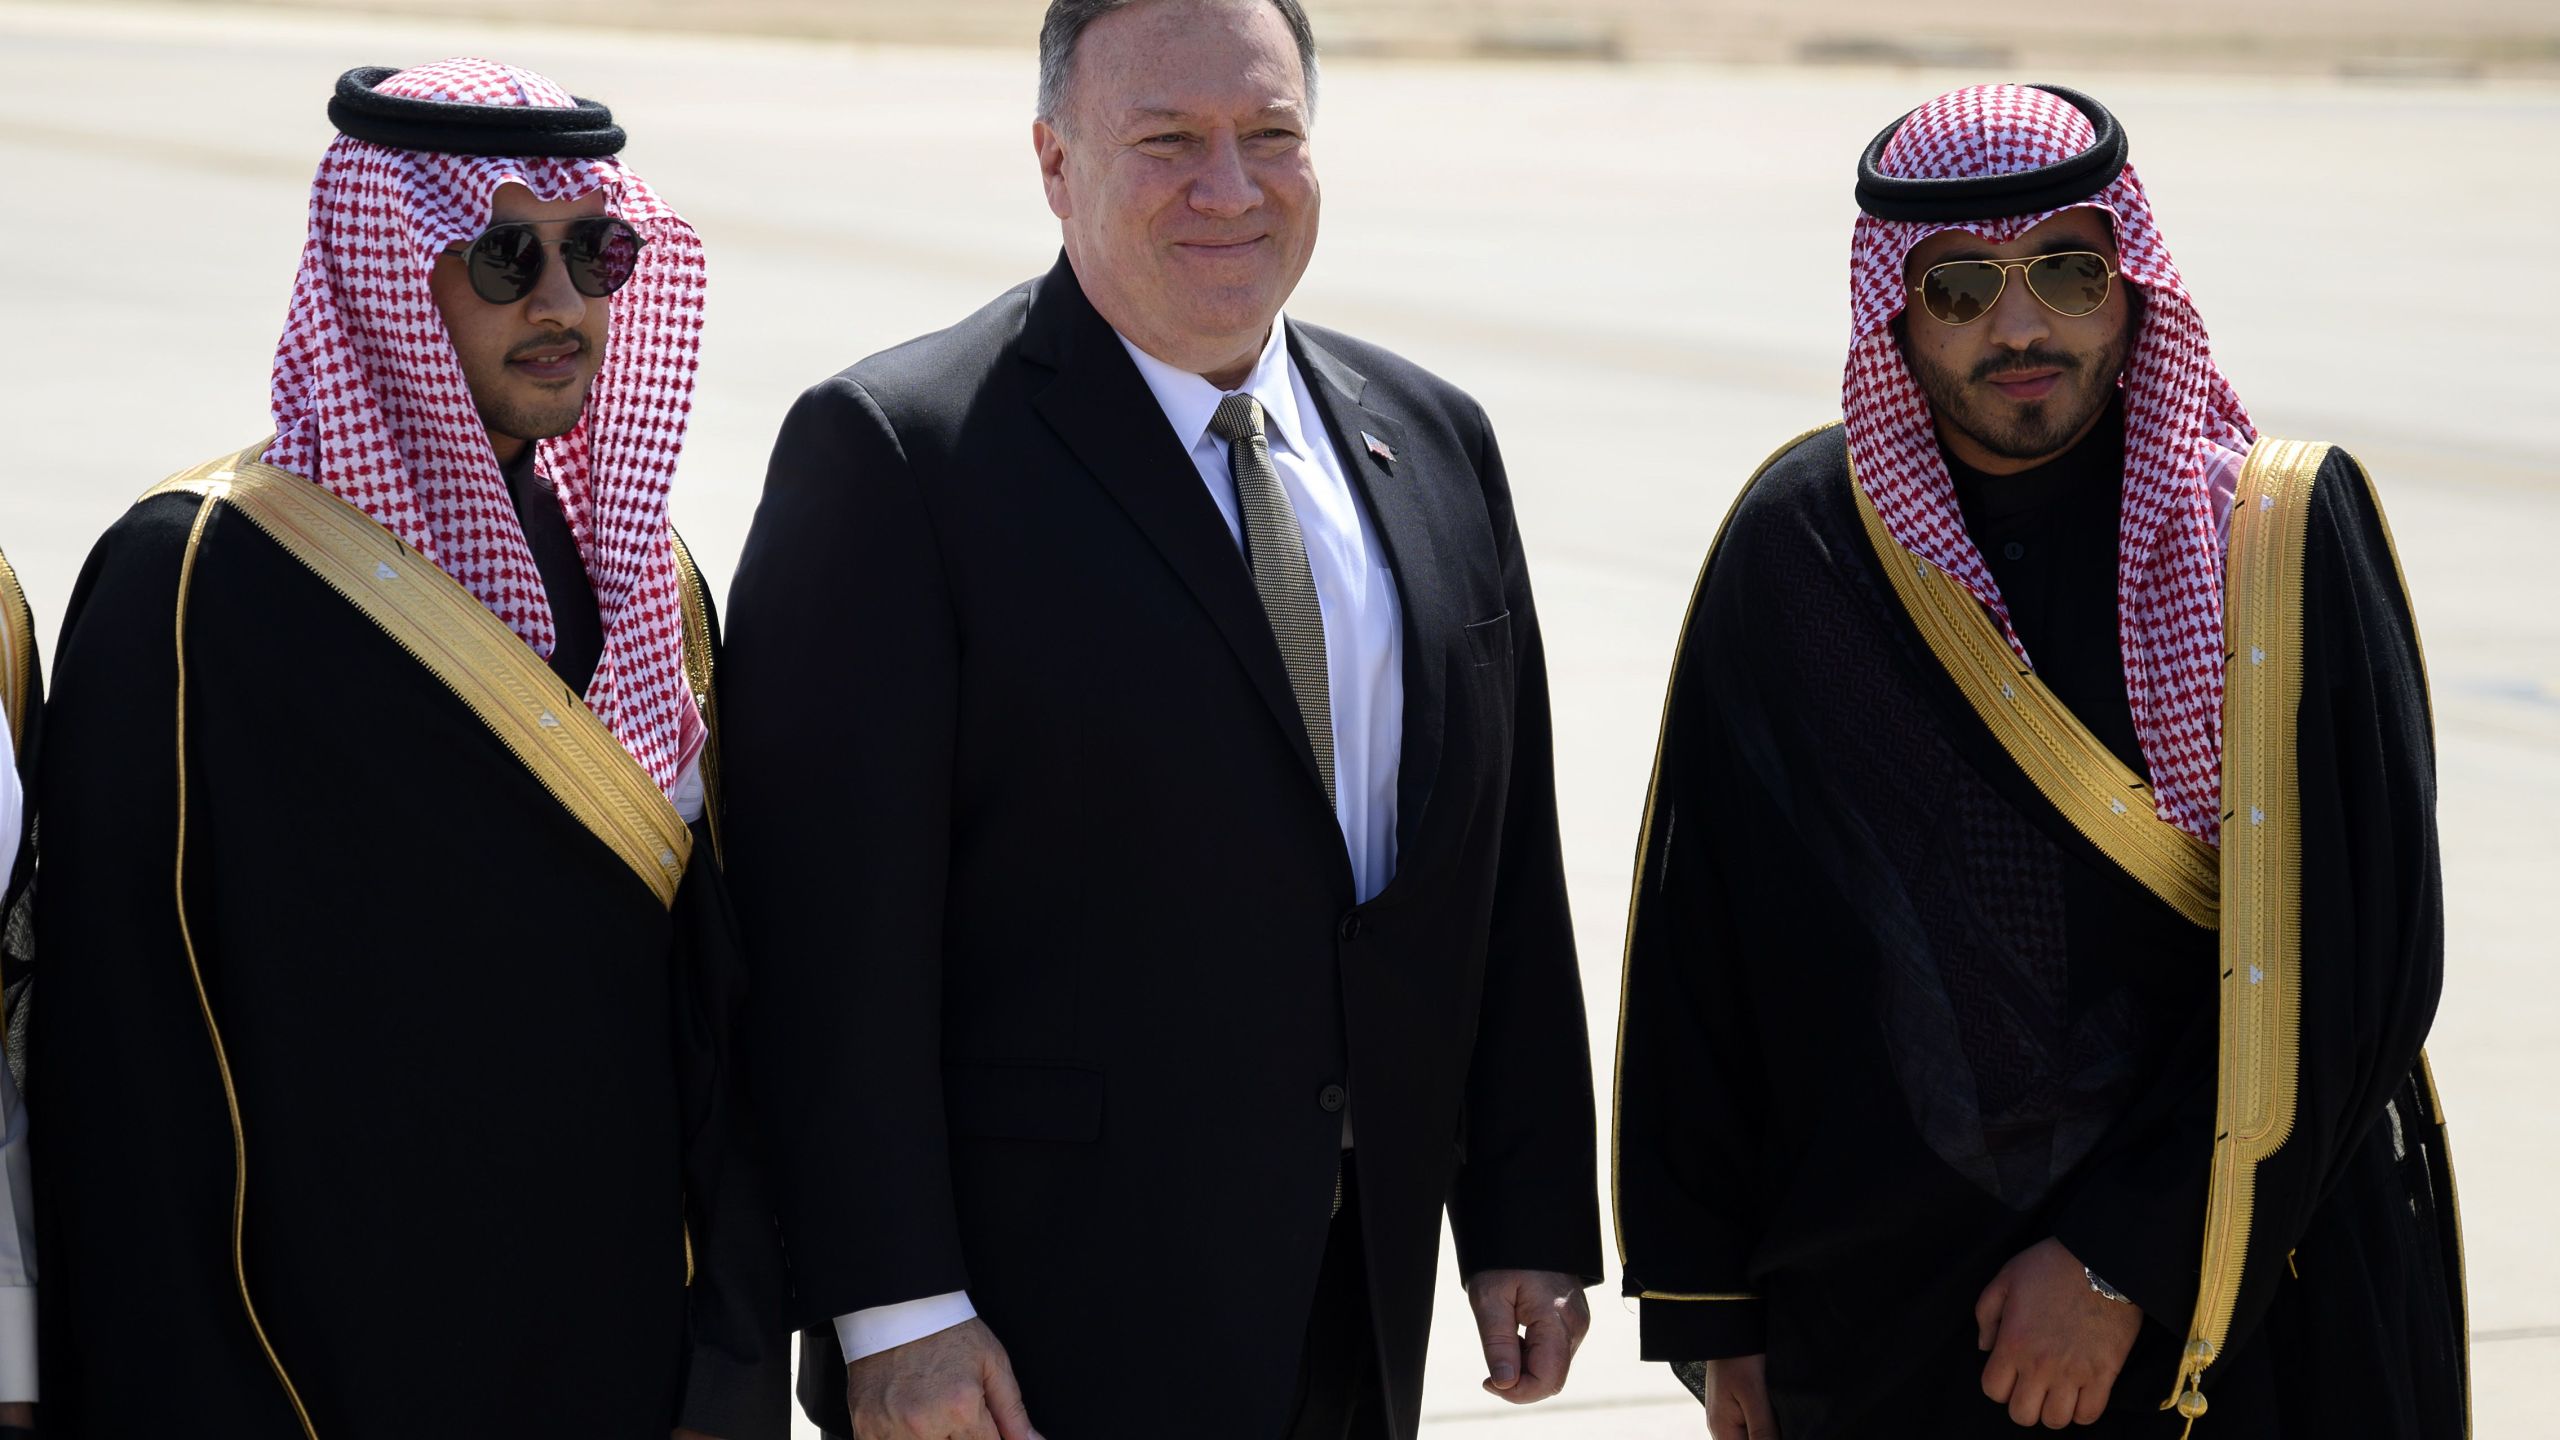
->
[2418, 1051, 2473, 1437]
[172, 489, 322, 1439]
[0, 543, 32, 752]
[2162, 436, 2324, 1428]
[1850, 461, 2221, 929]
[145, 442, 692, 909]
[672, 531, 723, 871]
[1610, 421, 1838, 1272]
[670, 533, 717, 1288]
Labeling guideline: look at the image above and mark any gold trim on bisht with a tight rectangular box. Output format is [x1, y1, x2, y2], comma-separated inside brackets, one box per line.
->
[0, 544, 33, 753]
[146, 441, 692, 908]
[2160, 436, 2326, 1431]
[1610, 422, 1837, 1275]
[1852, 461, 2222, 929]
[671, 532, 723, 870]
[171, 489, 321, 1439]
[670, 535, 717, 1285]
[2417, 1050, 2475, 1437]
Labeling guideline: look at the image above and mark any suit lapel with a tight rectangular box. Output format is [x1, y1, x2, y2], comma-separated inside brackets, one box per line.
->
[1020, 255, 1326, 797]
[1290, 324, 1449, 865]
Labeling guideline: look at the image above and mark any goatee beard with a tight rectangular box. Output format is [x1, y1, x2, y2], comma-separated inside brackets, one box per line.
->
[1909, 337, 2128, 464]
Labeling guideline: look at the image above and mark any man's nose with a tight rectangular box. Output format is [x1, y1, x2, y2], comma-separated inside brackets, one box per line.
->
[522, 242, 590, 328]
[1984, 265, 2052, 350]
[1188, 131, 1263, 218]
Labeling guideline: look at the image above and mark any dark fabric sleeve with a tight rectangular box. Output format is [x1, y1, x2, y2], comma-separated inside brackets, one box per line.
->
[1443, 406, 1605, 1289]
[1613, 547, 1772, 1363]
[721, 377, 971, 1328]
[2051, 450, 2443, 1361]
[2044, 1010, 2214, 1327]
[31, 500, 303, 1428]
[673, 572, 793, 1440]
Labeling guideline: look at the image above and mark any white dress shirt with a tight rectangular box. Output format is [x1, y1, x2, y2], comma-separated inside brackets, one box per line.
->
[834, 316, 1406, 1363]
[0, 709, 34, 1402]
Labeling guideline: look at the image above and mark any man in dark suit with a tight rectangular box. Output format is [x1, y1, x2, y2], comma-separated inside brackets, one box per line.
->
[720, 2, 1602, 1437]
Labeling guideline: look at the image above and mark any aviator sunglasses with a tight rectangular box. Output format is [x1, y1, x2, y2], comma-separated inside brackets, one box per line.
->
[448, 216, 647, 305]
[1908, 250, 2118, 326]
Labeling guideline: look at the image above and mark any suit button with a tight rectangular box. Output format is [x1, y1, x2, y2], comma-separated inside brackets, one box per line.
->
[1338, 913, 1365, 942]
[1319, 1084, 1348, 1113]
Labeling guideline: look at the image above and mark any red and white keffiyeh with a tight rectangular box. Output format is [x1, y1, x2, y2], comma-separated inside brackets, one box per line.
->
[268, 57, 707, 794]
[1844, 83, 2253, 845]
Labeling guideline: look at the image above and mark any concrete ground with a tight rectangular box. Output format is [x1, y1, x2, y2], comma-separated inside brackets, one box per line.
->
[1, 3, 2552, 1434]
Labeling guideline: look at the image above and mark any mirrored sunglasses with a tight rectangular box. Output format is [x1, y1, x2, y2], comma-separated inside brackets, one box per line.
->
[453, 216, 646, 306]
[1909, 251, 2118, 326]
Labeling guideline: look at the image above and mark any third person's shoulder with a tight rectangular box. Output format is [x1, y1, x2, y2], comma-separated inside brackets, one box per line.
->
[2299, 441, 2423, 635]
[1723, 422, 1852, 547]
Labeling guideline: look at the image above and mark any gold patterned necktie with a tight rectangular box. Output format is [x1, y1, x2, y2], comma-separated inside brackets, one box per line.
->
[1209, 392, 1335, 808]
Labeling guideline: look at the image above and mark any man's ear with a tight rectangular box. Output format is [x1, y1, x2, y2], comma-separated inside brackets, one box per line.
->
[1034, 118, 1072, 222]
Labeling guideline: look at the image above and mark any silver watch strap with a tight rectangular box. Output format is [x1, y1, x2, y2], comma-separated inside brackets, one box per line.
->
[2084, 1266, 2134, 1305]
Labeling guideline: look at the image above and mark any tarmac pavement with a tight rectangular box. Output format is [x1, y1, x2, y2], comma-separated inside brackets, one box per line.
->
[0, 5, 2552, 1434]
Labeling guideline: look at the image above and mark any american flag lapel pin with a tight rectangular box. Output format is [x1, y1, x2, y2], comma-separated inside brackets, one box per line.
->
[1362, 430, 1395, 465]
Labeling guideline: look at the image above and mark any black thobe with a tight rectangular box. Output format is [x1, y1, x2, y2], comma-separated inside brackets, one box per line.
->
[31, 456, 787, 1438]
[1613, 419, 2464, 1437]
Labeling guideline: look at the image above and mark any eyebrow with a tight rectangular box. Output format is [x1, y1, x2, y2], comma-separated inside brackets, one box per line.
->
[1121, 103, 1303, 126]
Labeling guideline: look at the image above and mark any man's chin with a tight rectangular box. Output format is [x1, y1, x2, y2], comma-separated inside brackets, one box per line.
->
[481, 390, 596, 447]
[1961, 393, 2108, 463]
[1172, 292, 1290, 345]
[1975, 419, 2074, 462]
[482, 410, 589, 452]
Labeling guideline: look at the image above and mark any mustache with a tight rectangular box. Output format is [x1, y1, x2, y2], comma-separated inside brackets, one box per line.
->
[505, 330, 594, 362]
[1971, 347, 2082, 383]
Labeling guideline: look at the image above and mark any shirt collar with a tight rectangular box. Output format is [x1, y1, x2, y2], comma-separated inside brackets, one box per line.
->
[1116, 315, 1312, 463]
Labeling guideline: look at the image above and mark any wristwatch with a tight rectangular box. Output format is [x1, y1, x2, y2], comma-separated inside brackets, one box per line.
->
[2084, 1266, 2134, 1305]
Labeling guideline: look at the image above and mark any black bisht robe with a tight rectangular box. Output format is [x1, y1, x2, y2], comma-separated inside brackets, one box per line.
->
[1612, 424, 2465, 1437]
[31, 471, 788, 1437]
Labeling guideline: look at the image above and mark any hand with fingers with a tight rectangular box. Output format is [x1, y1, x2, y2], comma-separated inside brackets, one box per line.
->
[1465, 1268, 1591, 1404]
[848, 1318, 1045, 1440]
[1702, 1354, 1778, 1440]
[1975, 1237, 2142, 1429]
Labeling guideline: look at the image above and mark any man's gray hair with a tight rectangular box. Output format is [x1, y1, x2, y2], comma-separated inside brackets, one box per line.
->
[1037, 0, 1320, 127]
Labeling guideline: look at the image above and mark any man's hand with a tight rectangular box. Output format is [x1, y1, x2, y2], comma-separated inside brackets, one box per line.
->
[1975, 1238, 2142, 1428]
[847, 1318, 1044, 1440]
[1465, 1269, 1590, 1404]
[1702, 1355, 1777, 1440]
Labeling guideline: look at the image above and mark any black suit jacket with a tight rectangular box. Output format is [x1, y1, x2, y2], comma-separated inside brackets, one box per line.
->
[722, 253, 1601, 1440]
